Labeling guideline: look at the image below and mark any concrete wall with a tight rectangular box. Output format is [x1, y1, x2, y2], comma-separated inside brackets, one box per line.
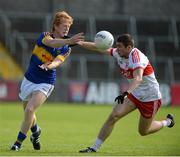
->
[0, 0, 179, 17]
[0, 0, 51, 13]
[52, 0, 124, 15]
[124, 0, 180, 17]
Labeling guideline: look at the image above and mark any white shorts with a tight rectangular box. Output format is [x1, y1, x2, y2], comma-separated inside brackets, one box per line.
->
[19, 77, 54, 101]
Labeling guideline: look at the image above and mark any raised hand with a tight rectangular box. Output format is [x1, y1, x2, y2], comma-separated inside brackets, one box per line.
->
[69, 32, 84, 45]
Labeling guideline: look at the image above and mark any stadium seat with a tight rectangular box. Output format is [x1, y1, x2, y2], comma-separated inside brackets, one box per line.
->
[0, 42, 23, 80]
[174, 62, 180, 81]
[86, 60, 109, 79]
[155, 62, 167, 82]
[154, 40, 180, 57]
[69, 18, 89, 37]
[95, 18, 130, 37]
[136, 19, 171, 40]
[137, 40, 150, 56]
[66, 59, 80, 79]
[10, 17, 44, 33]
[176, 20, 180, 40]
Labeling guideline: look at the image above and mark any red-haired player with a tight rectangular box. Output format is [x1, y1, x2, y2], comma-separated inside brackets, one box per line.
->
[10, 11, 84, 151]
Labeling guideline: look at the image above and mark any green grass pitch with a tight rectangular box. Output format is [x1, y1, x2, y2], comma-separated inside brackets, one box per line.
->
[0, 102, 180, 156]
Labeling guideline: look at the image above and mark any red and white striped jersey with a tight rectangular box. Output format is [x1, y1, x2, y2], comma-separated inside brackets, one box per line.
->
[110, 48, 161, 102]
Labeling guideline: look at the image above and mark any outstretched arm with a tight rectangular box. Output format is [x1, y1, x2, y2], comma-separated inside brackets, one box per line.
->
[43, 33, 84, 48]
[78, 41, 110, 55]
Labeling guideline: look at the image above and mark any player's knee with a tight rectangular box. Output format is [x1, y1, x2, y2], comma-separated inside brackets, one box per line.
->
[25, 106, 35, 114]
[109, 112, 121, 123]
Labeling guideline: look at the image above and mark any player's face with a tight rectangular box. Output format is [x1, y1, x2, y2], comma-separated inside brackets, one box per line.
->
[54, 20, 71, 37]
[116, 42, 130, 58]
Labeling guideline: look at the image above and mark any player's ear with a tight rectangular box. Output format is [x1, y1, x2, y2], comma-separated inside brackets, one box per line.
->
[127, 45, 132, 51]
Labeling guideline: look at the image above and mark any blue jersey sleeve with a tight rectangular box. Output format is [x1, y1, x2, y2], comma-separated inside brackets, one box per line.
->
[60, 45, 70, 55]
[36, 32, 52, 47]
[36, 32, 45, 46]
[56, 45, 70, 56]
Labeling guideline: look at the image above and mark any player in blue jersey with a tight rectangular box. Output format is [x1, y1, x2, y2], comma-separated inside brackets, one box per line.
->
[11, 11, 84, 151]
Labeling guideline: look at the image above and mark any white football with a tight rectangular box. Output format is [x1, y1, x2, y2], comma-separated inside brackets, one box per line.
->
[94, 30, 114, 49]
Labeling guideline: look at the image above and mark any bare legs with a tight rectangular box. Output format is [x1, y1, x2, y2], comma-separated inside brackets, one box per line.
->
[138, 115, 163, 136]
[97, 98, 136, 141]
[20, 91, 47, 135]
[85, 98, 168, 152]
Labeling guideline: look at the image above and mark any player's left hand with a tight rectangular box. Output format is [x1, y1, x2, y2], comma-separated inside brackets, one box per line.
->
[114, 91, 129, 104]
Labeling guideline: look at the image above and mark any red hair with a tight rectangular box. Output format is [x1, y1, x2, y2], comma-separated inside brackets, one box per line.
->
[52, 11, 73, 32]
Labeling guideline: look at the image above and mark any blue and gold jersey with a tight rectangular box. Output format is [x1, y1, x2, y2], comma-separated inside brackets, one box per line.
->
[25, 32, 70, 85]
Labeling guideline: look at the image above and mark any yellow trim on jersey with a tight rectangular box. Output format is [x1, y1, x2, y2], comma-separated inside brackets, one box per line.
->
[57, 55, 65, 62]
[32, 45, 54, 63]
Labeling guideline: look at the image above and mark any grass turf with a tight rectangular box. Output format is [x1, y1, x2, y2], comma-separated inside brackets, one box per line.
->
[0, 102, 180, 156]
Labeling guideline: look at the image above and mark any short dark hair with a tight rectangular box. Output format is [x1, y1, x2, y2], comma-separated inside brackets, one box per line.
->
[117, 34, 134, 48]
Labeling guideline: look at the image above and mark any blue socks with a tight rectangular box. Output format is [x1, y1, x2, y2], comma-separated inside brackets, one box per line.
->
[17, 131, 27, 142]
[13, 124, 39, 148]
[14, 131, 27, 148]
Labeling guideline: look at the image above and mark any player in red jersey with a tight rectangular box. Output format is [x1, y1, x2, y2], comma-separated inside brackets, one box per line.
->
[78, 34, 175, 153]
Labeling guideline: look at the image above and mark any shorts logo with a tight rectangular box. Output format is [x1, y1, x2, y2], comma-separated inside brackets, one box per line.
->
[41, 88, 48, 92]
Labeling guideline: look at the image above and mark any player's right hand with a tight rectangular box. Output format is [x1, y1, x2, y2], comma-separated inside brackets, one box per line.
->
[69, 32, 84, 45]
[114, 91, 129, 104]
